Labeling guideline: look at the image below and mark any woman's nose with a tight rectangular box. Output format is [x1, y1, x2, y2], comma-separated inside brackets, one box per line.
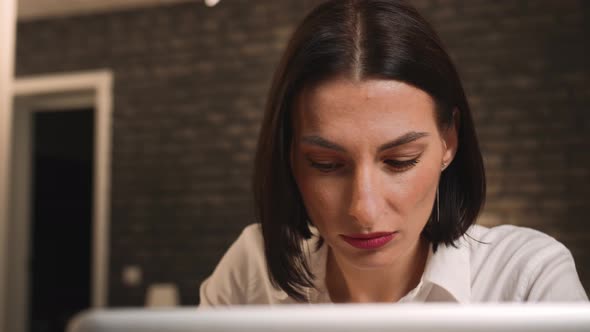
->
[348, 166, 383, 227]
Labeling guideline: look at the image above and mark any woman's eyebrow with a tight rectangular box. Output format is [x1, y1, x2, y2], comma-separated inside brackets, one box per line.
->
[377, 131, 429, 152]
[300, 131, 429, 152]
[300, 135, 346, 151]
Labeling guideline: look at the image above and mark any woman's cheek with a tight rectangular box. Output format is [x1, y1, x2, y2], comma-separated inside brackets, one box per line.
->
[300, 177, 345, 225]
[400, 166, 439, 215]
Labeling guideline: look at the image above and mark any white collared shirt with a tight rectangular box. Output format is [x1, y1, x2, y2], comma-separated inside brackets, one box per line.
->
[199, 223, 588, 306]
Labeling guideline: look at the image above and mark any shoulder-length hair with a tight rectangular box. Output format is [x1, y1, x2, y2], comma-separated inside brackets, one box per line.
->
[253, 0, 486, 302]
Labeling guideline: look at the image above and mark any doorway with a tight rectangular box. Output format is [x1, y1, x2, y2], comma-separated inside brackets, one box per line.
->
[5, 71, 113, 332]
[29, 108, 94, 332]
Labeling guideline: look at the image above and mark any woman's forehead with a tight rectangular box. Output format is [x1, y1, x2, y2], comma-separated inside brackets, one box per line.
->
[294, 78, 437, 132]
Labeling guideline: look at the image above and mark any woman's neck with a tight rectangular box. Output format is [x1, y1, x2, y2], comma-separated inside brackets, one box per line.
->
[325, 236, 430, 303]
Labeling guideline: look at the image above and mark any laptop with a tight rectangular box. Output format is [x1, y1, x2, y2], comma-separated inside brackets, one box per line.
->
[67, 303, 590, 332]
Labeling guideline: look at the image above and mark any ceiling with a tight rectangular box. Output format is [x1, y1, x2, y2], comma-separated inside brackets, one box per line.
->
[18, 0, 195, 21]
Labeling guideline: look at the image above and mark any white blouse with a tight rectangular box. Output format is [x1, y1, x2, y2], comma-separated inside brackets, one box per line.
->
[199, 223, 588, 306]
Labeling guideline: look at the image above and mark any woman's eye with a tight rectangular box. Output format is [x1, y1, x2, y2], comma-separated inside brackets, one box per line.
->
[309, 161, 343, 173]
[384, 158, 419, 171]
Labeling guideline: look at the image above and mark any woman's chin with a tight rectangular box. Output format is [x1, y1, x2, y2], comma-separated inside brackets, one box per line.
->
[331, 243, 405, 270]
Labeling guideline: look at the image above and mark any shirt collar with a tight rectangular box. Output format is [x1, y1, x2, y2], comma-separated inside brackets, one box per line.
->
[304, 233, 473, 304]
[421, 236, 472, 303]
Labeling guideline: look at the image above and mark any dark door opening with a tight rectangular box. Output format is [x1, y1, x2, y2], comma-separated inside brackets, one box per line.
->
[29, 108, 94, 332]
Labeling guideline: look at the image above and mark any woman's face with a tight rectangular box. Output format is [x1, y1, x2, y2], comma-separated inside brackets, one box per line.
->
[291, 78, 457, 271]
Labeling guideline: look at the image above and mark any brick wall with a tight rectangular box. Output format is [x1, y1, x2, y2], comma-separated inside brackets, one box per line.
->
[414, 0, 590, 294]
[15, 0, 589, 305]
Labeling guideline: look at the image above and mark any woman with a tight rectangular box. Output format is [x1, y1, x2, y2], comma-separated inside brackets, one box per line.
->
[199, 0, 587, 304]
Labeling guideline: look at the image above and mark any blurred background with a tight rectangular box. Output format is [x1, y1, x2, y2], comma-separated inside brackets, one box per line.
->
[0, 0, 588, 331]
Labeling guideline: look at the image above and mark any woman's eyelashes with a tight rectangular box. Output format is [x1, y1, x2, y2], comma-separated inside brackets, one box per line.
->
[384, 158, 420, 171]
[305, 155, 421, 173]
[308, 160, 344, 173]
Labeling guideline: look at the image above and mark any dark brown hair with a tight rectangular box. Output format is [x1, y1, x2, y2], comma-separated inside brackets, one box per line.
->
[253, 0, 486, 302]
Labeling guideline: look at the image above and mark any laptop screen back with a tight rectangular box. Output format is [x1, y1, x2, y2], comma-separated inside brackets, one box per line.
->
[67, 303, 590, 332]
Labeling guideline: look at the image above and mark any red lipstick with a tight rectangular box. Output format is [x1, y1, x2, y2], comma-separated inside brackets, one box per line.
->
[340, 232, 396, 250]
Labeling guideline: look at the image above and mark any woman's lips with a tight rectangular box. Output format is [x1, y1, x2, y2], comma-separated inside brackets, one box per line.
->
[340, 232, 397, 250]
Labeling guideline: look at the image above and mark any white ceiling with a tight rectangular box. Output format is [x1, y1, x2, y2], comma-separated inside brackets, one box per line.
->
[18, 0, 195, 21]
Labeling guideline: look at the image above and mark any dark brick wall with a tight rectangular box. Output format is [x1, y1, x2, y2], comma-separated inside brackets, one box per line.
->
[15, 0, 589, 306]
[414, 0, 590, 294]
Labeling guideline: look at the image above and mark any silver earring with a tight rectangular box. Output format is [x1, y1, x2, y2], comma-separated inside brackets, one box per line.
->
[439, 161, 448, 222]
[436, 186, 440, 224]
[435, 162, 446, 224]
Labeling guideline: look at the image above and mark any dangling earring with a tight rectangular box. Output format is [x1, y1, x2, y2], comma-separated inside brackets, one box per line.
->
[436, 186, 440, 224]
[437, 162, 446, 223]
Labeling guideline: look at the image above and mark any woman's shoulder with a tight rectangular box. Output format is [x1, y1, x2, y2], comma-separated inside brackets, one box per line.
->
[465, 223, 569, 271]
[212, 223, 265, 266]
[199, 223, 267, 306]
[217, 223, 266, 269]
[464, 224, 587, 301]
[238, 223, 264, 246]
[467, 223, 564, 251]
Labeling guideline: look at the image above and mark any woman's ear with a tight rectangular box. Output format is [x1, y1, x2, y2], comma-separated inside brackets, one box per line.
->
[441, 108, 459, 170]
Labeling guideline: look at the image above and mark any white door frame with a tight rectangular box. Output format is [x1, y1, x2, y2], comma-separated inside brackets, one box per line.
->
[0, 0, 17, 331]
[6, 70, 113, 332]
